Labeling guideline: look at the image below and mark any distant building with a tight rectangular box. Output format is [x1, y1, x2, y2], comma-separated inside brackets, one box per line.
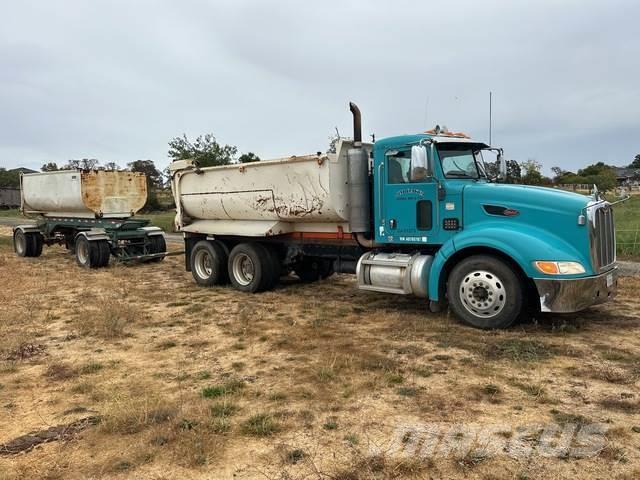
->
[9, 167, 37, 174]
[614, 166, 640, 186]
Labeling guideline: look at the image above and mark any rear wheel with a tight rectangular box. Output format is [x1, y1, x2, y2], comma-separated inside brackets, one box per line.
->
[75, 236, 104, 269]
[262, 244, 281, 290]
[147, 235, 167, 263]
[30, 233, 43, 257]
[13, 229, 29, 257]
[228, 243, 269, 293]
[295, 257, 334, 282]
[190, 240, 228, 286]
[447, 255, 523, 329]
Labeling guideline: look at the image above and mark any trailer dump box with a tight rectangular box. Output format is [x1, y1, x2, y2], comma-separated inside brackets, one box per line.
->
[21, 170, 147, 218]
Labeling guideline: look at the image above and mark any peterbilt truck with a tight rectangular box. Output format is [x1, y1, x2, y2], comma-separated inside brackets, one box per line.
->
[13, 170, 167, 267]
[169, 103, 617, 329]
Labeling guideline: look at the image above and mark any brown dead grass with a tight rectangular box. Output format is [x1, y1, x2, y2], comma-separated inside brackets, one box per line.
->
[0, 239, 639, 479]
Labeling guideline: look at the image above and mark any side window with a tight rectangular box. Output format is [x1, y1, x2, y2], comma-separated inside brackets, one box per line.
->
[387, 154, 411, 184]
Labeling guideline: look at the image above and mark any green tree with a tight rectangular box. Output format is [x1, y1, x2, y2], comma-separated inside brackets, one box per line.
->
[505, 160, 522, 184]
[65, 158, 99, 170]
[520, 159, 544, 185]
[238, 152, 260, 164]
[128, 160, 163, 210]
[577, 162, 616, 192]
[168, 133, 237, 167]
[630, 154, 640, 169]
[41, 162, 59, 172]
[103, 161, 119, 171]
[0, 168, 20, 188]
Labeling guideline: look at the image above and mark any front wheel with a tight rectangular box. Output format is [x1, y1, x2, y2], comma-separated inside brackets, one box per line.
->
[447, 255, 523, 329]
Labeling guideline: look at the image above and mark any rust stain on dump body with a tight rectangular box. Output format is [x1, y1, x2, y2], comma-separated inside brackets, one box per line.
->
[81, 171, 147, 216]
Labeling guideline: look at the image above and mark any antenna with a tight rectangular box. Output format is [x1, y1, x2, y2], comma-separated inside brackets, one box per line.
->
[489, 91, 492, 145]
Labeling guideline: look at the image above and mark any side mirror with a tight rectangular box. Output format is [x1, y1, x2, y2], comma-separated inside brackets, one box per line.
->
[497, 152, 507, 181]
[410, 145, 432, 181]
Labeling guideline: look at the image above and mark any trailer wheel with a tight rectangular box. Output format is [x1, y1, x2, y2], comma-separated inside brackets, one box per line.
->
[75, 236, 102, 269]
[190, 240, 228, 286]
[13, 229, 30, 257]
[29, 233, 43, 257]
[447, 255, 523, 329]
[147, 235, 167, 263]
[97, 240, 111, 267]
[228, 243, 268, 293]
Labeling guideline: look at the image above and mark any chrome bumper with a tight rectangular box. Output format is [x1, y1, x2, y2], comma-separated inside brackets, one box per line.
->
[534, 267, 618, 313]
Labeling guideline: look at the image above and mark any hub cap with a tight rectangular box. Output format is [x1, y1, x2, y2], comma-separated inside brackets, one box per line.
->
[459, 270, 506, 318]
[77, 240, 89, 265]
[232, 253, 254, 286]
[15, 231, 26, 255]
[194, 249, 213, 279]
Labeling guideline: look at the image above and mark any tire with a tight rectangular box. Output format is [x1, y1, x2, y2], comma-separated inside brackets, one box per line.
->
[97, 240, 111, 267]
[190, 240, 228, 287]
[447, 255, 523, 329]
[295, 257, 333, 282]
[228, 242, 269, 293]
[75, 236, 103, 269]
[13, 229, 30, 257]
[319, 259, 335, 279]
[262, 244, 281, 290]
[29, 233, 43, 258]
[147, 235, 166, 263]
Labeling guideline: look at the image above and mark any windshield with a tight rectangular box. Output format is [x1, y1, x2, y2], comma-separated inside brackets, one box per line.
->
[438, 145, 486, 179]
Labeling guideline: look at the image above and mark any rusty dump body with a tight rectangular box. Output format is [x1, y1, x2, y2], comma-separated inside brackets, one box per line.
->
[21, 170, 147, 219]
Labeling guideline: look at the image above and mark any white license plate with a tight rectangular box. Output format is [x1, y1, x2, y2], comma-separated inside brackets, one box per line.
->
[606, 273, 613, 288]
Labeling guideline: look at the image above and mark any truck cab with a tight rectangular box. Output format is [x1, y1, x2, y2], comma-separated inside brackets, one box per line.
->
[359, 128, 618, 328]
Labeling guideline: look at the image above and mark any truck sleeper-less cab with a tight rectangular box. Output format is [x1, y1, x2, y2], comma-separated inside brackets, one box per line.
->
[170, 103, 617, 329]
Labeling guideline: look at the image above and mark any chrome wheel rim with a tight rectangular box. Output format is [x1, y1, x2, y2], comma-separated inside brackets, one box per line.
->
[77, 240, 89, 265]
[15, 232, 26, 255]
[232, 253, 254, 286]
[459, 270, 506, 318]
[194, 249, 213, 279]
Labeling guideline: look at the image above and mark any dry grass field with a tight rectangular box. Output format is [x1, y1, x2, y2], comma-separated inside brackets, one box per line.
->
[0, 226, 639, 479]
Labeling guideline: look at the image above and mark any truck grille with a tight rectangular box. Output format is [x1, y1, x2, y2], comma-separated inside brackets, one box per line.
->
[590, 204, 616, 271]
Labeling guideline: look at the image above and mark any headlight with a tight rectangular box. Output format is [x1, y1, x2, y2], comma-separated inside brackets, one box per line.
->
[534, 261, 586, 275]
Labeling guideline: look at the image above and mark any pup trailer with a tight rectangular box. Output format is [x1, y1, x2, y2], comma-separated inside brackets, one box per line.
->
[13, 170, 167, 267]
[169, 103, 618, 329]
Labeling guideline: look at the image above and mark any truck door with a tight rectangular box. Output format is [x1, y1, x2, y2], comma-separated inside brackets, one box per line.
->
[377, 147, 438, 244]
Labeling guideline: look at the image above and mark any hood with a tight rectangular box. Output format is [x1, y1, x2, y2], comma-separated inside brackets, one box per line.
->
[461, 182, 594, 273]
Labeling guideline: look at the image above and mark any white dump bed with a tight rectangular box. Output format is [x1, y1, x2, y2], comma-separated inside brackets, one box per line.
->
[170, 140, 371, 236]
[21, 170, 147, 218]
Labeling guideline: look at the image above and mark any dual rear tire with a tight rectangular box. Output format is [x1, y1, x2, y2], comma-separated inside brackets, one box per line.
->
[190, 240, 280, 293]
[13, 230, 43, 258]
[75, 236, 110, 268]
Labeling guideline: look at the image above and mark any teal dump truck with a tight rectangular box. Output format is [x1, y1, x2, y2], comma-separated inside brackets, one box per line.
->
[169, 103, 618, 329]
[13, 170, 167, 267]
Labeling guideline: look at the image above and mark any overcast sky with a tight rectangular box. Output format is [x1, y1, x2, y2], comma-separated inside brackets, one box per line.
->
[1, 0, 639, 174]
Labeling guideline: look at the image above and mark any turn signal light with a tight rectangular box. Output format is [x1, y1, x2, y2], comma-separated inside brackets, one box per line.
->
[534, 261, 586, 275]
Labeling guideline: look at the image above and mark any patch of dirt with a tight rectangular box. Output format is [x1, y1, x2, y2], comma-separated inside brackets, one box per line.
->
[0, 237, 638, 479]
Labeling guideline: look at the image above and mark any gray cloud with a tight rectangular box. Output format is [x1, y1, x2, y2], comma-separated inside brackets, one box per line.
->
[1, 0, 638, 174]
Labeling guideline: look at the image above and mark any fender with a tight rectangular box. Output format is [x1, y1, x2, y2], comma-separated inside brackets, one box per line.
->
[427, 223, 593, 301]
[75, 228, 110, 242]
[13, 224, 41, 234]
